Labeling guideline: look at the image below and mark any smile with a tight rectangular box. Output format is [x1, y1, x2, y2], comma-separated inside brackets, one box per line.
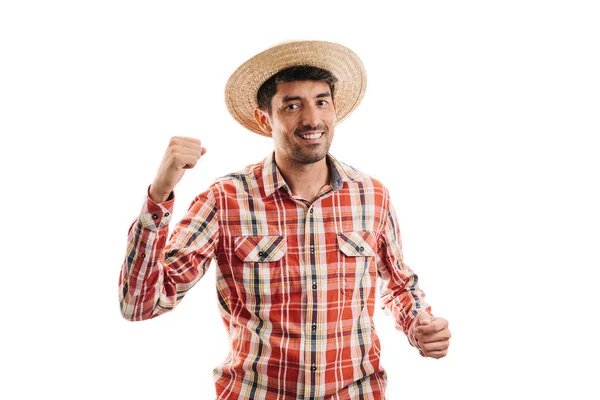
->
[298, 132, 323, 140]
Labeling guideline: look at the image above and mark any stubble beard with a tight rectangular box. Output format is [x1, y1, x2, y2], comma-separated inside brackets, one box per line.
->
[286, 124, 332, 165]
[290, 143, 329, 164]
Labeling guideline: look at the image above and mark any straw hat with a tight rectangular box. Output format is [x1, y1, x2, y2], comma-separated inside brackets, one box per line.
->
[225, 40, 367, 137]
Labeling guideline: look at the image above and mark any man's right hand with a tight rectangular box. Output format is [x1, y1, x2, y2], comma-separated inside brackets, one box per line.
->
[149, 136, 207, 203]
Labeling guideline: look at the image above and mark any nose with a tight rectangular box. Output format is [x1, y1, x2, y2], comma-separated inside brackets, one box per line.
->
[301, 103, 321, 128]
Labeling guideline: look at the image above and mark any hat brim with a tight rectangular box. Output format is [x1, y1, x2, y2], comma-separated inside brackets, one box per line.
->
[225, 40, 367, 137]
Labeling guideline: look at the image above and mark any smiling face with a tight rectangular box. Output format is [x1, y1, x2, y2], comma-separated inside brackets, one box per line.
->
[254, 80, 337, 168]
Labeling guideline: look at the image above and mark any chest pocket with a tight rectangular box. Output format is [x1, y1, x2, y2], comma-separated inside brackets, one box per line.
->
[337, 231, 377, 297]
[233, 235, 290, 305]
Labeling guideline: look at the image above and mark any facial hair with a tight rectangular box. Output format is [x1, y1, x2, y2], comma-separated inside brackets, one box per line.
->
[286, 123, 332, 165]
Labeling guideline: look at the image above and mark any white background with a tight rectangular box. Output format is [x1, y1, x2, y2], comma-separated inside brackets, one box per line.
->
[1, 1, 599, 399]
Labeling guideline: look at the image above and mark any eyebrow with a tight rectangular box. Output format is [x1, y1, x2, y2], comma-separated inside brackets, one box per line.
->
[281, 92, 332, 103]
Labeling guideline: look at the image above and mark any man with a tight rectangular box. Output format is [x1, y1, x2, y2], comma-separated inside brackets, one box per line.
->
[119, 40, 450, 399]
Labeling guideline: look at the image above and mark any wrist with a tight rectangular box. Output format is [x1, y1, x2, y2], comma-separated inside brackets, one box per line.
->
[148, 185, 172, 204]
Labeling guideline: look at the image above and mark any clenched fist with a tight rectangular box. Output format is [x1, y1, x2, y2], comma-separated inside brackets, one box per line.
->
[149, 136, 207, 203]
[414, 313, 451, 359]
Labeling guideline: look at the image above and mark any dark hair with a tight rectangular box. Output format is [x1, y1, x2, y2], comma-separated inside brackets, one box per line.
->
[256, 65, 337, 115]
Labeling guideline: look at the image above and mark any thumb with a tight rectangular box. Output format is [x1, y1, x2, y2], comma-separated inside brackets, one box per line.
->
[416, 313, 432, 327]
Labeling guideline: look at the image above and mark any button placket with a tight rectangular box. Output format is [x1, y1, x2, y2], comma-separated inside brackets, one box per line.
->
[304, 202, 320, 389]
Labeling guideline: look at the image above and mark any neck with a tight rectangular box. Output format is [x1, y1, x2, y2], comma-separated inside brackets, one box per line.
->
[275, 153, 330, 203]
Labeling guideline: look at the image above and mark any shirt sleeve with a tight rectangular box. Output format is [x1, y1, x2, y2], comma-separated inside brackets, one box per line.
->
[376, 189, 432, 347]
[118, 187, 220, 321]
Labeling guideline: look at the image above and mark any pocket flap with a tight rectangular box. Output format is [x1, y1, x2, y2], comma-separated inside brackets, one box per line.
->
[337, 231, 377, 257]
[234, 235, 287, 262]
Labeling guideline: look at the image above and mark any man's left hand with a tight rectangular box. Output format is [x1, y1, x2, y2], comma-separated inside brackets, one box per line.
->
[414, 314, 451, 359]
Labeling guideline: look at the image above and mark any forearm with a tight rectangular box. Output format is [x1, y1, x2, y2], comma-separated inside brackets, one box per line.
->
[119, 198, 175, 321]
[118, 189, 219, 321]
[379, 266, 431, 337]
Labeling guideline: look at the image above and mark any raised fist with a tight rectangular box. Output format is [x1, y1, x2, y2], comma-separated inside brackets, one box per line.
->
[149, 136, 207, 203]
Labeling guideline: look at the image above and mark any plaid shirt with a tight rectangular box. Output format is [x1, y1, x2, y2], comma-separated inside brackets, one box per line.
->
[119, 153, 431, 399]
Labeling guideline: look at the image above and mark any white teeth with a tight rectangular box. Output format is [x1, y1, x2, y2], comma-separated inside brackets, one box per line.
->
[300, 133, 323, 140]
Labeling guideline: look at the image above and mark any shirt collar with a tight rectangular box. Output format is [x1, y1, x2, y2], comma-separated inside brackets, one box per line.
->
[261, 152, 363, 197]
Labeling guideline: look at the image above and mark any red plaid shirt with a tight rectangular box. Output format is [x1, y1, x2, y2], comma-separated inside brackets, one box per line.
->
[119, 153, 431, 399]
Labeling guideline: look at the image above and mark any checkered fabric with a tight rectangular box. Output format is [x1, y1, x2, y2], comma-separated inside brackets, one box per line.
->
[119, 153, 431, 399]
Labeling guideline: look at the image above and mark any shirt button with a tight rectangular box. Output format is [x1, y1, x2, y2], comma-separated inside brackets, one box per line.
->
[258, 251, 264, 257]
[164, 212, 170, 217]
[310, 208, 314, 214]
[152, 214, 158, 220]
[360, 246, 364, 251]
[310, 246, 315, 254]
[312, 283, 317, 290]
[310, 365, 317, 373]
[141, 253, 146, 259]
[311, 324, 317, 331]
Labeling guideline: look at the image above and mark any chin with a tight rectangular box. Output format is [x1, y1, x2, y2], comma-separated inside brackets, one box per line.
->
[294, 151, 328, 165]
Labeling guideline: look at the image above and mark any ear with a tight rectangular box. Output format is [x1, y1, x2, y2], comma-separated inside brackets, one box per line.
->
[253, 108, 273, 136]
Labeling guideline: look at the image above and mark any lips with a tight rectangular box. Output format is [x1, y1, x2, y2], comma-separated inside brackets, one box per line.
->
[299, 132, 323, 140]
[295, 124, 328, 141]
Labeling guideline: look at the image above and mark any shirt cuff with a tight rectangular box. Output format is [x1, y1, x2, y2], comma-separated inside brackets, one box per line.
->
[139, 188, 175, 230]
[406, 309, 434, 349]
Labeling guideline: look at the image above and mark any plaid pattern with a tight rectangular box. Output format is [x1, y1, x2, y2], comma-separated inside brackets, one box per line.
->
[119, 153, 431, 399]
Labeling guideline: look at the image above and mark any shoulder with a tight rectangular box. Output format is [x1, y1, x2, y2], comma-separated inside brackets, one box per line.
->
[209, 159, 264, 194]
[332, 157, 393, 215]
[333, 156, 390, 193]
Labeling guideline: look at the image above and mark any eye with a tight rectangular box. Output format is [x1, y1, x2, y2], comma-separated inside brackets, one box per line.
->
[317, 100, 329, 106]
[285, 104, 300, 111]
